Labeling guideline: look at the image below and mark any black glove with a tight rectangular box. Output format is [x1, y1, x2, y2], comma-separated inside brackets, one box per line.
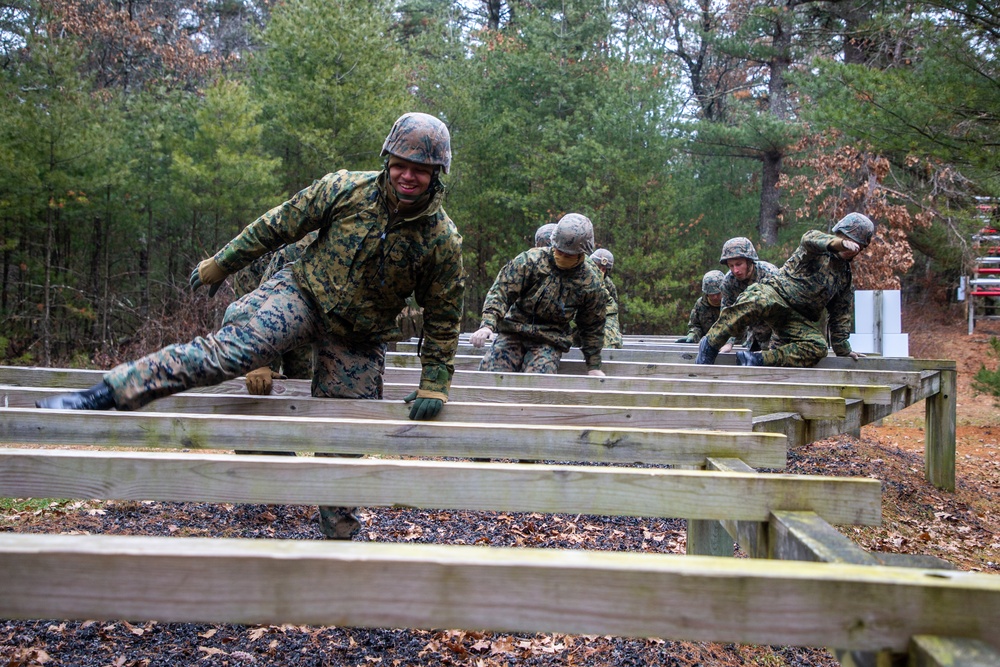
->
[676, 336, 695, 343]
[403, 390, 444, 420]
[695, 337, 720, 365]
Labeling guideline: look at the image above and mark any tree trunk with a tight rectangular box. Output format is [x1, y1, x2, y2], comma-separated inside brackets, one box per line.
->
[758, 0, 793, 245]
[759, 152, 783, 245]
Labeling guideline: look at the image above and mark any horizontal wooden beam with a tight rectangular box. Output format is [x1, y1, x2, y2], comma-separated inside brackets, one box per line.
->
[0, 387, 754, 432]
[0, 364, 896, 405]
[2, 533, 998, 652]
[175, 381, 847, 421]
[0, 407, 788, 468]
[0, 449, 881, 524]
[386, 350, 920, 387]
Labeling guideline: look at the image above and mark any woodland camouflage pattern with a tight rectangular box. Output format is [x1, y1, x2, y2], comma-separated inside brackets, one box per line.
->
[478, 247, 607, 370]
[719, 236, 759, 263]
[721, 259, 778, 349]
[551, 213, 595, 255]
[704, 229, 859, 366]
[684, 295, 721, 343]
[701, 269, 724, 294]
[767, 229, 856, 355]
[213, 169, 464, 395]
[602, 273, 623, 348]
[105, 169, 463, 408]
[380, 112, 452, 173]
[230, 231, 319, 379]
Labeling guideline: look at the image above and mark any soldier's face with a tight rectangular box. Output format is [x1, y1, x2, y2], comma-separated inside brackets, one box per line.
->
[707, 293, 722, 307]
[726, 258, 753, 280]
[388, 157, 434, 200]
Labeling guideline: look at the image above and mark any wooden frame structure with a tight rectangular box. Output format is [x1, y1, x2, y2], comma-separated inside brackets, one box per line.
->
[0, 344, 991, 666]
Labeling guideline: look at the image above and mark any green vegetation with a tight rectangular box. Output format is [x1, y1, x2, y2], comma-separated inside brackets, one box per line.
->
[972, 337, 1000, 403]
[1, 0, 996, 364]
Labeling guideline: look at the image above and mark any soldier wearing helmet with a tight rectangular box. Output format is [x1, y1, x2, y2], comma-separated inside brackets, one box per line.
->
[718, 237, 779, 352]
[470, 213, 608, 376]
[696, 214, 875, 368]
[534, 222, 557, 247]
[676, 270, 724, 344]
[38, 112, 465, 540]
[590, 248, 623, 349]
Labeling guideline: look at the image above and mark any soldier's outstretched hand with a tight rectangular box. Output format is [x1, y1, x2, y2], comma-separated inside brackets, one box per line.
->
[470, 327, 493, 348]
[189, 258, 228, 297]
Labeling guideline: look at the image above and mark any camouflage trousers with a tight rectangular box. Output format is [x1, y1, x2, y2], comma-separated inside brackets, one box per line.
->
[106, 266, 386, 407]
[105, 266, 385, 540]
[705, 283, 828, 367]
[604, 314, 623, 349]
[479, 333, 563, 373]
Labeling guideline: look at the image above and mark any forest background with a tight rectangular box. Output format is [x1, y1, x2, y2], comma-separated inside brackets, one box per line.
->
[1, 0, 997, 367]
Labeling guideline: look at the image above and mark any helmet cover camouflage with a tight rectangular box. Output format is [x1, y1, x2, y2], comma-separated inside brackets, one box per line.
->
[534, 223, 557, 247]
[702, 269, 725, 294]
[381, 112, 452, 174]
[591, 248, 614, 270]
[551, 213, 595, 255]
[719, 237, 759, 264]
[832, 212, 875, 248]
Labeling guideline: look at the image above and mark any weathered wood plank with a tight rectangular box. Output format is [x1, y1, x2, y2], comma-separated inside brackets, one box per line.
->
[0, 408, 789, 468]
[2, 533, 999, 652]
[0, 365, 895, 405]
[390, 353, 920, 392]
[392, 346, 923, 390]
[910, 635, 1000, 667]
[189, 382, 847, 421]
[0, 449, 881, 524]
[768, 511, 878, 565]
[1, 387, 754, 432]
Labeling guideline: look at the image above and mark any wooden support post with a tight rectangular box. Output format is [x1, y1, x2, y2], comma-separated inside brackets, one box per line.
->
[705, 458, 768, 558]
[686, 518, 734, 557]
[925, 369, 957, 492]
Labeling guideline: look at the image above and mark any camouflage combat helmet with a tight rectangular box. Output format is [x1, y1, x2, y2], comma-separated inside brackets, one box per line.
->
[832, 212, 875, 248]
[381, 112, 452, 174]
[702, 269, 725, 294]
[719, 237, 759, 264]
[534, 223, 557, 247]
[591, 248, 614, 271]
[551, 213, 595, 255]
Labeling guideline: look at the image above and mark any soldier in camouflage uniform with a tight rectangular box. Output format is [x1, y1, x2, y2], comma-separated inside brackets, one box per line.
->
[696, 214, 875, 368]
[717, 237, 779, 352]
[676, 270, 724, 343]
[37, 112, 465, 540]
[470, 213, 608, 376]
[534, 222, 557, 247]
[590, 248, 623, 349]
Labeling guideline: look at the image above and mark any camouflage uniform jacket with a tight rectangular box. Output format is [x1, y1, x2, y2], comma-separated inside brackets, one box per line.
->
[721, 259, 779, 346]
[480, 248, 608, 369]
[766, 230, 854, 356]
[212, 170, 465, 395]
[685, 296, 721, 343]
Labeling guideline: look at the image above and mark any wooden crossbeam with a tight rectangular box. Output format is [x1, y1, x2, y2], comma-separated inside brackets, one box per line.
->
[2, 533, 999, 653]
[0, 449, 881, 524]
[0, 364, 897, 405]
[0, 407, 788, 468]
[1, 387, 755, 432]
[388, 366, 896, 405]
